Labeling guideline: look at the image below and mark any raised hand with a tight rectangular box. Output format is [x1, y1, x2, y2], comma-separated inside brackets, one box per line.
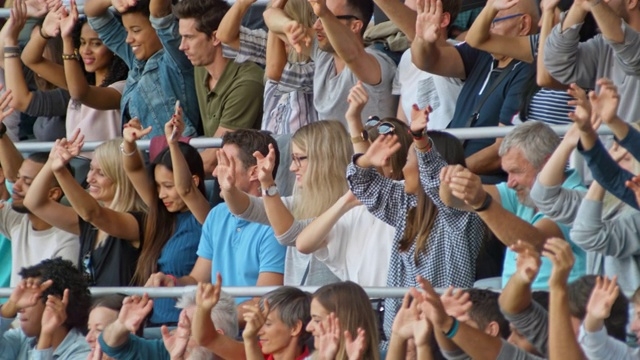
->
[586, 276, 619, 323]
[123, 118, 152, 144]
[567, 83, 598, 132]
[195, 273, 222, 312]
[416, 275, 451, 331]
[392, 292, 422, 341]
[489, 0, 520, 11]
[165, 103, 184, 145]
[215, 150, 237, 192]
[440, 287, 472, 322]
[625, 175, 640, 209]
[540, 0, 561, 12]
[307, 0, 328, 18]
[346, 81, 369, 121]
[162, 310, 191, 360]
[317, 312, 341, 360]
[242, 300, 270, 340]
[415, 0, 443, 44]
[589, 78, 620, 125]
[253, 143, 277, 187]
[40, 289, 69, 336]
[283, 21, 312, 55]
[442, 166, 486, 209]
[59, 0, 79, 39]
[410, 104, 431, 134]
[41, 0, 63, 39]
[118, 293, 154, 333]
[542, 237, 575, 290]
[7, 0, 29, 43]
[111, 0, 137, 14]
[561, 123, 582, 149]
[413, 309, 432, 348]
[51, 130, 85, 171]
[0, 88, 15, 123]
[25, 0, 49, 17]
[511, 240, 542, 284]
[8, 278, 53, 311]
[360, 135, 401, 168]
[345, 327, 366, 360]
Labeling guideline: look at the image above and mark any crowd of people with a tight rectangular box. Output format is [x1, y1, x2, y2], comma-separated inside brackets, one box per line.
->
[0, 0, 638, 357]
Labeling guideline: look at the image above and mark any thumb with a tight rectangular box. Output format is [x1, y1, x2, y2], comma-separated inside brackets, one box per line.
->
[161, 325, 170, 341]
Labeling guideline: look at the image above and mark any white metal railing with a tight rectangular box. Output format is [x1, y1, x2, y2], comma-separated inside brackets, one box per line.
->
[12, 125, 615, 152]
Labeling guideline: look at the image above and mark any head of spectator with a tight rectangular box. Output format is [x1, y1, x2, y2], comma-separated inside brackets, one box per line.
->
[12, 152, 69, 214]
[91, 139, 147, 213]
[498, 121, 560, 208]
[365, 117, 412, 181]
[75, 19, 129, 87]
[489, 0, 539, 61]
[568, 275, 628, 341]
[400, 131, 466, 262]
[173, 0, 231, 67]
[254, 286, 312, 356]
[132, 141, 205, 285]
[290, 120, 352, 219]
[16, 258, 91, 338]
[118, 0, 163, 61]
[214, 129, 280, 198]
[86, 294, 125, 354]
[506, 291, 548, 355]
[176, 289, 237, 359]
[307, 281, 380, 360]
[465, 289, 510, 339]
[283, 0, 316, 62]
[312, 0, 374, 52]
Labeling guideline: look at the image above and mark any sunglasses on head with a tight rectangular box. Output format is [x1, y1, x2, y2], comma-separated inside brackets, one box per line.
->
[365, 116, 395, 135]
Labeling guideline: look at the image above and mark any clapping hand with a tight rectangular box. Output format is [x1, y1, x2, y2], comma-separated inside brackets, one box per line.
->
[254, 143, 277, 188]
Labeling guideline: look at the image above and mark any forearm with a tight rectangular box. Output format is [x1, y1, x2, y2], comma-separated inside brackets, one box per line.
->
[62, 36, 91, 100]
[416, 345, 434, 360]
[194, 306, 246, 358]
[0, 300, 18, 318]
[266, 31, 287, 80]
[263, 194, 296, 237]
[538, 141, 574, 186]
[170, 142, 196, 198]
[583, 313, 605, 333]
[24, 160, 56, 209]
[320, 14, 363, 64]
[84, 0, 113, 17]
[263, 8, 294, 34]
[590, 2, 622, 43]
[562, 5, 589, 32]
[537, 9, 566, 88]
[0, 130, 23, 182]
[584, 181, 605, 201]
[373, 0, 417, 41]
[466, 141, 503, 175]
[346, 114, 369, 154]
[410, 37, 440, 73]
[149, 0, 172, 18]
[296, 198, 350, 254]
[441, 320, 501, 360]
[217, 1, 252, 47]
[479, 205, 548, 249]
[221, 186, 251, 216]
[549, 287, 584, 360]
[122, 141, 145, 173]
[499, 276, 532, 315]
[386, 334, 408, 360]
[465, 4, 499, 49]
[606, 117, 630, 140]
[36, 332, 53, 350]
[4, 43, 33, 112]
[243, 338, 264, 360]
[579, 128, 599, 151]
[102, 320, 130, 348]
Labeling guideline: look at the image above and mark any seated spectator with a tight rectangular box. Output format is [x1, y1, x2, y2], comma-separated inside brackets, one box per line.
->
[0, 92, 79, 287]
[24, 135, 146, 287]
[440, 120, 587, 289]
[263, 0, 397, 124]
[192, 277, 312, 359]
[147, 129, 286, 325]
[121, 115, 204, 326]
[217, 0, 318, 135]
[0, 258, 91, 359]
[349, 109, 485, 346]
[21, 0, 128, 147]
[173, 0, 265, 173]
[86, 294, 125, 360]
[99, 290, 236, 360]
[531, 83, 640, 292]
[84, 0, 200, 138]
[2, 0, 69, 141]
[213, 121, 350, 286]
[544, 0, 640, 123]
[412, 0, 536, 183]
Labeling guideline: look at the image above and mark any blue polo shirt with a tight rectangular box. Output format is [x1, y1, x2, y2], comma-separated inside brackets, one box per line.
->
[197, 203, 285, 304]
[499, 170, 587, 289]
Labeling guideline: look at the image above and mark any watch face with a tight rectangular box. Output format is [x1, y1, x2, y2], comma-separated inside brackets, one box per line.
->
[265, 185, 278, 196]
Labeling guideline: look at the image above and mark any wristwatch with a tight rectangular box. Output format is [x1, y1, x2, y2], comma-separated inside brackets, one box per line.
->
[262, 184, 279, 197]
[351, 130, 369, 144]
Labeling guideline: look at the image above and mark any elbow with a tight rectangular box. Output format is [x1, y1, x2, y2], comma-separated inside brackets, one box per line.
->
[296, 241, 314, 254]
[176, 185, 194, 199]
[9, 97, 29, 113]
[78, 206, 102, 224]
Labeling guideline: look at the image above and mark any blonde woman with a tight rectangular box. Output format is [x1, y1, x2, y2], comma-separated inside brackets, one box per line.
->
[217, 120, 352, 286]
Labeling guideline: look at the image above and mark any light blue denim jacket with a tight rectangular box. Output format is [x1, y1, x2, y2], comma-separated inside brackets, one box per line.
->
[0, 315, 91, 360]
[88, 12, 200, 138]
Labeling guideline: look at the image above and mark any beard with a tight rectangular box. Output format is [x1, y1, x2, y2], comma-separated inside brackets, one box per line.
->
[515, 187, 536, 209]
[11, 202, 31, 214]
[186, 346, 216, 360]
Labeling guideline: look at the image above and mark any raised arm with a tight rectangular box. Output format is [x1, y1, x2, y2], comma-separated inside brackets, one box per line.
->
[242, 301, 271, 360]
[166, 108, 210, 224]
[21, 4, 68, 90]
[149, 0, 171, 18]
[590, 78, 630, 142]
[465, 0, 534, 63]
[84, 0, 115, 17]
[499, 240, 540, 315]
[372, 0, 417, 41]
[411, 0, 465, 79]
[4, 0, 34, 112]
[0, 91, 22, 182]
[544, 238, 585, 360]
[52, 133, 142, 243]
[217, 0, 256, 49]
[122, 119, 156, 207]
[60, 0, 122, 110]
[345, 82, 371, 154]
[265, 30, 288, 81]
[101, 294, 154, 348]
[537, 0, 566, 88]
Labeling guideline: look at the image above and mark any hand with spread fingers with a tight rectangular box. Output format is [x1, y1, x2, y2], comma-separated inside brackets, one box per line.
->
[215, 150, 238, 192]
[242, 300, 270, 341]
[118, 293, 154, 333]
[542, 237, 575, 290]
[415, 0, 444, 44]
[317, 312, 341, 360]
[3, 278, 53, 317]
[345, 327, 367, 360]
[584, 276, 620, 332]
[253, 143, 277, 188]
[162, 310, 192, 360]
[41, 289, 69, 336]
[567, 83, 599, 132]
[589, 78, 620, 125]
[440, 286, 472, 322]
[357, 135, 402, 169]
[511, 240, 542, 285]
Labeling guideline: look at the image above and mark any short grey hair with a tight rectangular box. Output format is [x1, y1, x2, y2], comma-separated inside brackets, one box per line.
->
[176, 290, 239, 337]
[260, 286, 312, 346]
[498, 121, 560, 169]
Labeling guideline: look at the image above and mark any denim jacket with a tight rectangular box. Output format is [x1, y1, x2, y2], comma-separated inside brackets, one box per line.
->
[88, 12, 200, 138]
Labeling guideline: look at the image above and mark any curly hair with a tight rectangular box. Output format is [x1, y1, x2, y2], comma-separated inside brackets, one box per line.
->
[74, 19, 128, 87]
[19, 258, 91, 332]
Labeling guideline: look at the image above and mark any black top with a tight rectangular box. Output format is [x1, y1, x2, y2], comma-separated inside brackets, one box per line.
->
[77, 212, 145, 286]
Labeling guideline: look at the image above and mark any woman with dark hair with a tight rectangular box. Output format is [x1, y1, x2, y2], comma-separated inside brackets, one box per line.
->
[347, 108, 485, 346]
[86, 294, 125, 359]
[121, 113, 204, 326]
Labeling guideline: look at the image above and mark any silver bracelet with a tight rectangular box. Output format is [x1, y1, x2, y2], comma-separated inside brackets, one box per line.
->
[119, 142, 137, 157]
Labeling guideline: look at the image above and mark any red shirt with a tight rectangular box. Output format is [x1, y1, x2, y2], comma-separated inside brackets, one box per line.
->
[262, 345, 310, 360]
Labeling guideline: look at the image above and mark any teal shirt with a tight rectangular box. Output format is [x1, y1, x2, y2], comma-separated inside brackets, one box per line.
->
[0, 182, 12, 302]
[499, 170, 587, 289]
[99, 333, 169, 360]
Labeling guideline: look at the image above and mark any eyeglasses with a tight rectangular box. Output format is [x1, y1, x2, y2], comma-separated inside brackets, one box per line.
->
[335, 14, 361, 21]
[82, 252, 95, 286]
[491, 13, 524, 28]
[365, 116, 396, 135]
[291, 154, 308, 168]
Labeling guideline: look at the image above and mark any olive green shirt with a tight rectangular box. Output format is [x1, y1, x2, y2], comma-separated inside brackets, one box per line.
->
[195, 61, 264, 137]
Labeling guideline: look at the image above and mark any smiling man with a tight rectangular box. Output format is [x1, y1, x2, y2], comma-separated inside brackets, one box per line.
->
[174, 0, 265, 173]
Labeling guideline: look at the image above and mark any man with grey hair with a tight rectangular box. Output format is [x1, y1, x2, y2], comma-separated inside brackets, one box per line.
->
[440, 121, 587, 289]
[97, 290, 237, 360]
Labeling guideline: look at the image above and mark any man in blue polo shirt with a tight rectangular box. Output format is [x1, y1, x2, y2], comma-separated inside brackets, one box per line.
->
[440, 121, 587, 289]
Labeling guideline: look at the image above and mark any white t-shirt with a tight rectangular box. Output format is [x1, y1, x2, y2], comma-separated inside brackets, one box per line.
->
[392, 48, 462, 129]
[313, 205, 394, 286]
[0, 204, 80, 286]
